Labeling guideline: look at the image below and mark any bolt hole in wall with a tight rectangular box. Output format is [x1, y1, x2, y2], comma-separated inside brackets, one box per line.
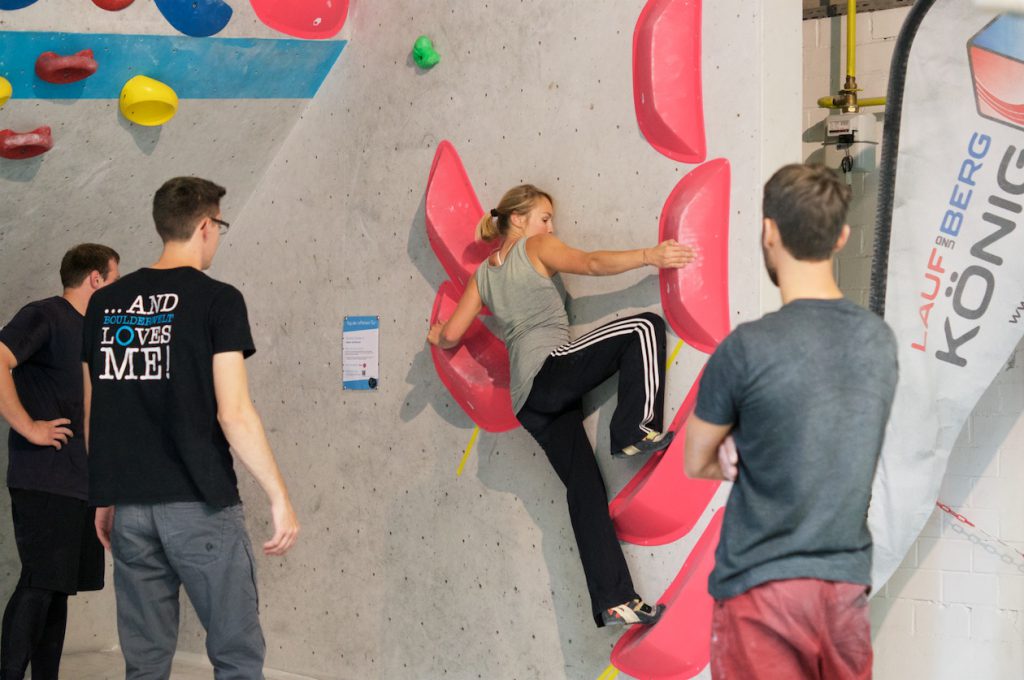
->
[805, 5, 1024, 679]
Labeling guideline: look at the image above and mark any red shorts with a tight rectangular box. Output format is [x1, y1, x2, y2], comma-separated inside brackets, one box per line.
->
[710, 578, 872, 680]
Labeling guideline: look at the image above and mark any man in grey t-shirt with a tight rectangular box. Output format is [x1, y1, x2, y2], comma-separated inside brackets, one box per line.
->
[685, 164, 897, 680]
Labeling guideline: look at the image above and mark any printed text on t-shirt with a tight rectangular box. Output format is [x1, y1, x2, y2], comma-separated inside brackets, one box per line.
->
[99, 294, 177, 381]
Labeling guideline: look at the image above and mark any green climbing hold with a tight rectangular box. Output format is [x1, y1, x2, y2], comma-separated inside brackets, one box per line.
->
[413, 35, 441, 69]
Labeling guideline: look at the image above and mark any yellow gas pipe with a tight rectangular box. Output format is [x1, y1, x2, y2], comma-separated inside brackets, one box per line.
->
[817, 0, 886, 110]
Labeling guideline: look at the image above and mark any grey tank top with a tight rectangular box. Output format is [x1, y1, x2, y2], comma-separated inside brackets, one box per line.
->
[475, 238, 570, 414]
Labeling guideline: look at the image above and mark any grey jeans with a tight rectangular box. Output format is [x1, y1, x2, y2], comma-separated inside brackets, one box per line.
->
[110, 502, 265, 680]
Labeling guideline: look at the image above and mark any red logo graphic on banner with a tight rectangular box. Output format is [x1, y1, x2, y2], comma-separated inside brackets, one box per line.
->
[968, 14, 1024, 132]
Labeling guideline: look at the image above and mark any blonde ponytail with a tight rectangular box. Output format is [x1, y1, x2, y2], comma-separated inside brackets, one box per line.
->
[478, 212, 502, 242]
[478, 184, 554, 243]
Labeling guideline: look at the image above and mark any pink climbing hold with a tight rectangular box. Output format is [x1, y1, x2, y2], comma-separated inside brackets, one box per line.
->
[0, 126, 53, 160]
[610, 508, 723, 680]
[660, 158, 730, 355]
[91, 0, 135, 9]
[430, 281, 519, 433]
[425, 140, 494, 294]
[35, 49, 98, 84]
[249, 0, 349, 40]
[610, 372, 718, 546]
[633, 0, 706, 164]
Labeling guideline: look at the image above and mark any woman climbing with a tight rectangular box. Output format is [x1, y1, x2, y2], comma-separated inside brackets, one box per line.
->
[427, 184, 694, 627]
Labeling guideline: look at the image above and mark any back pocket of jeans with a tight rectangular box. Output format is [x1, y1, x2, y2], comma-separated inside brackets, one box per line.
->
[165, 504, 229, 568]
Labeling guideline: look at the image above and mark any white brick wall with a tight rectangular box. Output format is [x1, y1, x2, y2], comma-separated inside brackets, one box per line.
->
[803, 7, 1024, 679]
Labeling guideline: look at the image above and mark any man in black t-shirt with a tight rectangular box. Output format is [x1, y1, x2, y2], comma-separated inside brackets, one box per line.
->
[685, 165, 897, 680]
[82, 177, 299, 679]
[0, 243, 120, 680]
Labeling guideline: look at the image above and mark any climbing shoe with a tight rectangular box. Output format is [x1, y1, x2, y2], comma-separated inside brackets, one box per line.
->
[613, 430, 674, 458]
[601, 598, 665, 626]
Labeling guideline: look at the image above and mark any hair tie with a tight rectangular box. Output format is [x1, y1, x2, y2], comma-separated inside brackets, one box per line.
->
[490, 208, 500, 218]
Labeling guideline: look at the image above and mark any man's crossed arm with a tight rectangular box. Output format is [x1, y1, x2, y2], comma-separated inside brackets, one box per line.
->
[685, 414, 739, 482]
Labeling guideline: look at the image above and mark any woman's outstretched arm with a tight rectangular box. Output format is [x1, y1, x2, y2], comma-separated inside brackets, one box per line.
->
[427, 277, 483, 349]
[528, 234, 694, 277]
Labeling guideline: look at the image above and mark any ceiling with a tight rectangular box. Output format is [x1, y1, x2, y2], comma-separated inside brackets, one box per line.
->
[803, 0, 915, 20]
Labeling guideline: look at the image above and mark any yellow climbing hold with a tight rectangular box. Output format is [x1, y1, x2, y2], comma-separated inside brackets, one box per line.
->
[0, 77, 12, 108]
[119, 75, 178, 126]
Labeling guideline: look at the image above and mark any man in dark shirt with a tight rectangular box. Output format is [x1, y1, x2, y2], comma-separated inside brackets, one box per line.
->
[0, 243, 120, 680]
[82, 177, 299, 679]
[685, 164, 897, 680]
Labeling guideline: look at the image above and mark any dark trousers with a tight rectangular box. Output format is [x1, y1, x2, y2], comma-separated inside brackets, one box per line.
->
[517, 313, 668, 626]
[0, 583, 67, 680]
[1, 489, 103, 680]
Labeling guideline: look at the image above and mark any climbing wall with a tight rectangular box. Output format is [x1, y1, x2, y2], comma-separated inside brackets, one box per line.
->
[1, 1, 799, 677]
[0, 2, 347, 302]
[204, 2, 798, 678]
[0, 0, 348, 659]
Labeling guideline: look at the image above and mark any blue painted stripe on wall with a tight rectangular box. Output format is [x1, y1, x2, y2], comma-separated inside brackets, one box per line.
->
[0, 31, 346, 99]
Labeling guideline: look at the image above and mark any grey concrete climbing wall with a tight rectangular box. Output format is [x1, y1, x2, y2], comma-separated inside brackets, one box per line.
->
[0, 1, 341, 657]
[0, 1, 799, 677]
[194, 2, 799, 678]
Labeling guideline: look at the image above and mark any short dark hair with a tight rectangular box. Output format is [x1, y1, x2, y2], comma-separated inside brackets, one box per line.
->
[60, 243, 120, 288]
[763, 164, 852, 261]
[152, 177, 226, 242]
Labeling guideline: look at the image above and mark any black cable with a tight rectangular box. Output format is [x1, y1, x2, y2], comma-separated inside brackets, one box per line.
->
[868, 0, 939, 317]
[841, 152, 855, 174]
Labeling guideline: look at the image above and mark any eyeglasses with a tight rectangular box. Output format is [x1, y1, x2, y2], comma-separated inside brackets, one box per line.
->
[210, 217, 230, 235]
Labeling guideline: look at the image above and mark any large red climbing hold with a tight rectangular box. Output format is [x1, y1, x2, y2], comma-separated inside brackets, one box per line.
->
[425, 140, 493, 294]
[610, 509, 723, 680]
[430, 281, 519, 433]
[660, 158, 730, 354]
[610, 372, 719, 546]
[92, 0, 135, 9]
[633, 0, 706, 164]
[35, 49, 98, 84]
[249, 0, 349, 40]
[0, 126, 53, 160]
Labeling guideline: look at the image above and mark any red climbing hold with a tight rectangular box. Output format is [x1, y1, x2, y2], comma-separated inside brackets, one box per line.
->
[0, 127, 53, 160]
[660, 158, 731, 355]
[610, 509, 723, 680]
[610, 372, 719, 546]
[92, 0, 135, 9]
[35, 49, 98, 84]
[249, 0, 349, 40]
[425, 140, 493, 294]
[633, 0, 706, 164]
[430, 281, 519, 433]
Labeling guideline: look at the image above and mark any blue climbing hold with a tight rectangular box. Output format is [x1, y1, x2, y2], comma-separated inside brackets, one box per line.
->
[154, 0, 233, 38]
[0, 0, 40, 9]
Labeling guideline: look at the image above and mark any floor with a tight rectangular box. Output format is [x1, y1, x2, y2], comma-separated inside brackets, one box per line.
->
[56, 650, 319, 679]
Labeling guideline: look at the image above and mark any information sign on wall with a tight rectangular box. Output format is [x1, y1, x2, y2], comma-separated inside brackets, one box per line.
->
[342, 316, 379, 390]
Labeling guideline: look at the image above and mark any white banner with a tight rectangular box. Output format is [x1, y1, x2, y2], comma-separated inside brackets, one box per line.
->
[869, 4, 1024, 588]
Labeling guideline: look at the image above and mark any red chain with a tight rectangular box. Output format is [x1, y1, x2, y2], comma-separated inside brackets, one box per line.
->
[935, 500, 1024, 563]
[935, 501, 975, 527]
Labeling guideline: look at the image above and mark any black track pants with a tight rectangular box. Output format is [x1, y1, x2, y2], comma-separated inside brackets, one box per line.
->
[516, 312, 668, 626]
